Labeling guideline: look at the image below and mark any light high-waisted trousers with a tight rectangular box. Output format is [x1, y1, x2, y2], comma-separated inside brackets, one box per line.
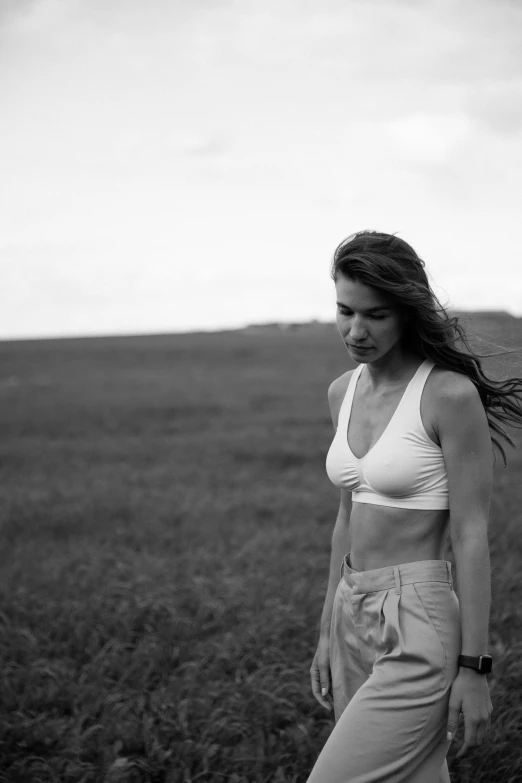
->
[307, 554, 461, 783]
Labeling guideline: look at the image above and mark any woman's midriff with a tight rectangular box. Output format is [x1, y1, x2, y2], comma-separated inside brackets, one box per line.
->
[348, 501, 450, 571]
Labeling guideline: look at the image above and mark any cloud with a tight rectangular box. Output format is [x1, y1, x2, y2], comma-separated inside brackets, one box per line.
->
[464, 81, 522, 135]
[1, 0, 522, 337]
[388, 114, 473, 165]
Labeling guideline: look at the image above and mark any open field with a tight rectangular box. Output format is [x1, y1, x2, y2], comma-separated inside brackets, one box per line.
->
[1, 316, 522, 782]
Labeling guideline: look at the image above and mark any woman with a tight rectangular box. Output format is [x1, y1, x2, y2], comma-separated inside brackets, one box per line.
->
[307, 231, 522, 783]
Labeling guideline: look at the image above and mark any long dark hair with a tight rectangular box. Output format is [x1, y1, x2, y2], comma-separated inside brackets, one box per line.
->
[331, 230, 522, 467]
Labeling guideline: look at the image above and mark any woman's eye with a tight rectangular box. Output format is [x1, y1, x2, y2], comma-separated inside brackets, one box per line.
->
[338, 310, 385, 320]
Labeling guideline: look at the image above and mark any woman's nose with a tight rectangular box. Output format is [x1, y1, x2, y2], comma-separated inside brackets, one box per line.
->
[349, 319, 368, 340]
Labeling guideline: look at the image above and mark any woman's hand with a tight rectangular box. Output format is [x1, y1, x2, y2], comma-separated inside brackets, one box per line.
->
[446, 669, 493, 758]
[310, 635, 333, 712]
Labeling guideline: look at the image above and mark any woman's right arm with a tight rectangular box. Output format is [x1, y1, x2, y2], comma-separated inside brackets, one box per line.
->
[319, 489, 352, 637]
[310, 489, 352, 711]
[320, 370, 353, 636]
[310, 372, 353, 711]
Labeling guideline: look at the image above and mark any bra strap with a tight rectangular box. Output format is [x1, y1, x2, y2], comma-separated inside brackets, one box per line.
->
[409, 359, 436, 395]
[337, 364, 364, 429]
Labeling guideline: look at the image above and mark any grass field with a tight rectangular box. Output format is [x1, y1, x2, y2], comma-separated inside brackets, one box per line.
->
[1, 318, 522, 783]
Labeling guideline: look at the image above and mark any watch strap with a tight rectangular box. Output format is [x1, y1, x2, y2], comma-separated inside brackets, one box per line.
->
[458, 654, 493, 674]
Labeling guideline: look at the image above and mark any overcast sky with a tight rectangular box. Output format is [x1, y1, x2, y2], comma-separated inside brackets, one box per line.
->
[1, 0, 521, 339]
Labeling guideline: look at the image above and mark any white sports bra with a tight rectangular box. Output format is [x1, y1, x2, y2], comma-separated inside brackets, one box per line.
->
[325, 359, 449, 509]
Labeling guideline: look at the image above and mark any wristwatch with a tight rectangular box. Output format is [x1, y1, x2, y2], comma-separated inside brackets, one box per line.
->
[458, 654, 493, 674]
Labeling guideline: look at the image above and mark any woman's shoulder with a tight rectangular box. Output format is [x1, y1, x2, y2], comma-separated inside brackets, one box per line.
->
[328, 367, 357, 401]
[425, 363, 485, 433]
[426, 363, 491, 459]
[427, 362, 479, 400]
[327, 368, 357, 428]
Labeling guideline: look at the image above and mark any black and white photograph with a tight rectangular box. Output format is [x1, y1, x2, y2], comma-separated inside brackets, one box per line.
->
[1, 1, 522, 781]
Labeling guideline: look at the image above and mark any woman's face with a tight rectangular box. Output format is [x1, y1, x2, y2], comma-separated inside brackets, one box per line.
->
[335, 275, 408, 362]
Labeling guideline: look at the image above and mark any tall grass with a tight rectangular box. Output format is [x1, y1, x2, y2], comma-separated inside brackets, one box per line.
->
[0, 321, 521, 782]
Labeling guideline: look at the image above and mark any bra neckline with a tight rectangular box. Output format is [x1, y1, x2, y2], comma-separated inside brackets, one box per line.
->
[346, 359, 429, 461]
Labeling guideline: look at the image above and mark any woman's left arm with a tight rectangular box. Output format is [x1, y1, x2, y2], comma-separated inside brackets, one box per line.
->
[437, 371, 494, 759]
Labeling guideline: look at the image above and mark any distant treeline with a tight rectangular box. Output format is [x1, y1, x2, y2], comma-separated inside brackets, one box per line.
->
[241, 311, 518, 334]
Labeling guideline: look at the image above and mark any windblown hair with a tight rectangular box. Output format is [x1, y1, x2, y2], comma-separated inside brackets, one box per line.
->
[331, 230, 522, 467]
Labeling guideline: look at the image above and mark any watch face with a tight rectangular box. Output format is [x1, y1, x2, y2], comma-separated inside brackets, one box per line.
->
[480, 655, 493, 673]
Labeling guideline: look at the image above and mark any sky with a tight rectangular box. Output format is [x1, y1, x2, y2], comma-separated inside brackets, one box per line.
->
[1, 0, 522, 339]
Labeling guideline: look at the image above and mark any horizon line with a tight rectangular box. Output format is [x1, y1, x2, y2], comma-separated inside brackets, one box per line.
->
[0, 308, 519, 345]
